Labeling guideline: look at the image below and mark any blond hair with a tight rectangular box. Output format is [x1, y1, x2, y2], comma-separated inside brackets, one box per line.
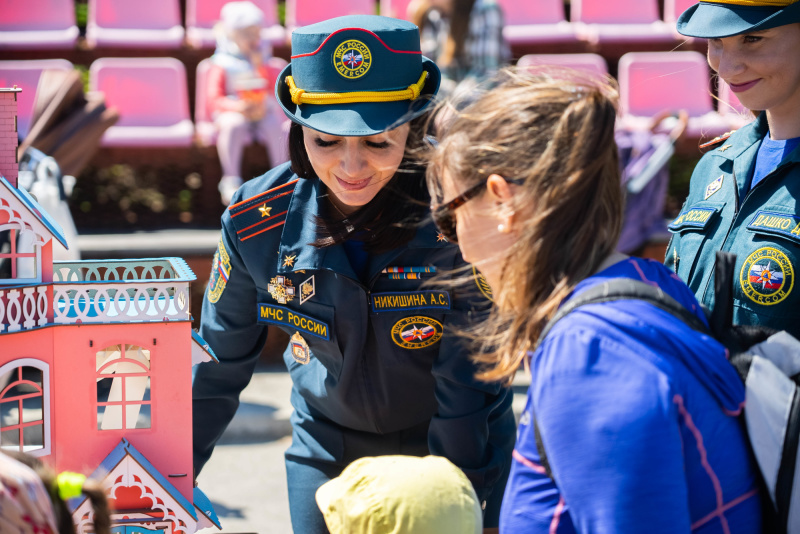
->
[428, 68, 623, 384]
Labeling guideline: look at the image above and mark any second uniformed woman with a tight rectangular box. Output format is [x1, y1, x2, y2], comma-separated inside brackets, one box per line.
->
[192, 15, 515, 533]
[667, 0, 800, 336]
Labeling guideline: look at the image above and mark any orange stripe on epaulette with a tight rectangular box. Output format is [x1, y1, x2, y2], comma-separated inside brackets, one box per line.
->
[236, 210, 289, 235]
[231, 189, 294, 218]
[240, 219, 287, 241]
[699, 130, 736, 150]
[229, 179, 299, 215]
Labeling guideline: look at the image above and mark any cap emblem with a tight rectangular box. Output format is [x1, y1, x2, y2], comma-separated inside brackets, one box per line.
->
[334, 40, 372, 79]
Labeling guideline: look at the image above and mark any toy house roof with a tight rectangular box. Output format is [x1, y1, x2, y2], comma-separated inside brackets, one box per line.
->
[191, 330, 219, 365]
[70, 438, 197, 521]
[0, 175, 68, 248]
[193, 487, 222, 529]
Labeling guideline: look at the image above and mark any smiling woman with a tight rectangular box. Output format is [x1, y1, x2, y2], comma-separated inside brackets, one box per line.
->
[192, 14, 516, 534]
[666, 0, 800, 339]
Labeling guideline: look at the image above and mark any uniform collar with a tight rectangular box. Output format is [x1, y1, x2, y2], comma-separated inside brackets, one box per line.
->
[275, 175, 448, 282]
[711, 112, 768, 162]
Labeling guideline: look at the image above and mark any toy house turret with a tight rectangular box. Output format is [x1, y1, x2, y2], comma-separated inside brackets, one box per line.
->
[0, 87, 220, 533]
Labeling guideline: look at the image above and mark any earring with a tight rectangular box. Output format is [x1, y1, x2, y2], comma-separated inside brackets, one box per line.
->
[497, 223, 507, 233]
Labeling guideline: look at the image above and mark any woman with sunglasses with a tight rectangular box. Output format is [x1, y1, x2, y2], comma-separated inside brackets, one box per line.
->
[192, 15, 515, 533]
[428, 70, 762, 533]
[666, 0, 800, 337]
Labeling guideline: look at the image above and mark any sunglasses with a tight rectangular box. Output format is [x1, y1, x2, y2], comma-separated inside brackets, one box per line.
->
[432, 177, 521, 244]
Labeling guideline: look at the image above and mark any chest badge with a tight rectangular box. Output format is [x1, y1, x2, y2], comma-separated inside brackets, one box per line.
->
[300, 275, 315, 305]
[704, 175, 724, 199]
[291, 332, 311, 364]
[208, 238, 231, 304]
[268, 275, 296, 304]
[740, 247, 795, 306]
[390, 316, 443, 350]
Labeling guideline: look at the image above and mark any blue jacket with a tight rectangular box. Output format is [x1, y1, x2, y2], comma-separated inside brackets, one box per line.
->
[666, 113, 800, 338]
[193, 163, 515, 508]
[500, 258, 762, 533]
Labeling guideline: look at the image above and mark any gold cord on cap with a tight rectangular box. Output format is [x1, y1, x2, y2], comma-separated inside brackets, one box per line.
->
[286, 71, 429, 105]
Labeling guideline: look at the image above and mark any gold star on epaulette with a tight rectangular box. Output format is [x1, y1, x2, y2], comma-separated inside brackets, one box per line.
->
[437, 232, 448, 242]
[259, 204, 272, 217]
[283, 254, 297, 268]
[719, 144, 733, 152]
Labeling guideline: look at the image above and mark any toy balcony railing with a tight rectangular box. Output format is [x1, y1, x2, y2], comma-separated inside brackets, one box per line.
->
[0, 258, 197, 332]
[52, 258, 196, 325]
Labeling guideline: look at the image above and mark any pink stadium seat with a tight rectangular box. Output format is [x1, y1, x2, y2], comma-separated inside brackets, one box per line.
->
[194, 56, 288, 146]
[186, 0, 286, 48]
[86, 0, 184, 49]
[572, 0, 675, 45]
[496, 0, 577, 46]
[89, 58, 193, 147]
[0, 0, 79, 50]
[380, 0, 413, 20]
[517, 53, 608, 78]
[718, 80, 754, 129]
[285, 0, 375, 29]
[618, 51, 729, 138]
[0, 60, 74, 139]
[664, 0, 697, 23]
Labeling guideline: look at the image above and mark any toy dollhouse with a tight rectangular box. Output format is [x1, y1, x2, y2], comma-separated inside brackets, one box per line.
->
[0, 87, 220, 533]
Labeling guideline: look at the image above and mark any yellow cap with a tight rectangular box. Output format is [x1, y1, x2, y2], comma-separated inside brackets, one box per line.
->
[316, 455, 482, 534]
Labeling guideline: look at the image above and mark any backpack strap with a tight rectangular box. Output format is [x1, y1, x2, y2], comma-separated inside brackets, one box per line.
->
[531, 277, 709, 482]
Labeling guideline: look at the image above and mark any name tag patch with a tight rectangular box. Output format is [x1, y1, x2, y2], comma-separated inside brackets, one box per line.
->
[669, 207, 718, 231]
[747, 211, 800, 243]
[258, 304, 330, 340]
[371, 291, 450, 313]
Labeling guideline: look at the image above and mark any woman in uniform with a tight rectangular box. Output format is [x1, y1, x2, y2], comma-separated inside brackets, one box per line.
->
[192, 15, 515, 533]
[427, 70, 761, 533]
[666, 0, 800, 336]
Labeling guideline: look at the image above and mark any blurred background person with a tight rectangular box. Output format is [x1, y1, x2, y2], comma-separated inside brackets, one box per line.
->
[209, 0, 290, 204]
[408, 0, 510, 96]
[427, 70, 762, 533]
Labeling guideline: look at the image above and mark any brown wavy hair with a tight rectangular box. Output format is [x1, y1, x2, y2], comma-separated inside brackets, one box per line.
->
[427, 68, 622, 384]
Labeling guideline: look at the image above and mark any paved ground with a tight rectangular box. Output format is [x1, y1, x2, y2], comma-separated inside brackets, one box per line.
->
[195, 365, 530, 533]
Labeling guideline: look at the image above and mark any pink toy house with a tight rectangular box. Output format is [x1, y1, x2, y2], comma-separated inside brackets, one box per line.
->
[0, 87, 220, 533]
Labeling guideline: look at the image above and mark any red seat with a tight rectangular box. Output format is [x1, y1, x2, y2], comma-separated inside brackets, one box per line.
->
[89, 58, 193, 147]
[572, 0, 675, 46]
[186, 0, 286, 48]
[195, 56, 288, 146]
[0, 0, 79, 50]
[517, 53, 608, 78]
[0, 60, 74, 139]
[618, 51, 728, 138]
[379, 0, 413, 19]
[285, 0, 376, 29]
[86, 0, 184, 49]
[496, 0, 577, 46]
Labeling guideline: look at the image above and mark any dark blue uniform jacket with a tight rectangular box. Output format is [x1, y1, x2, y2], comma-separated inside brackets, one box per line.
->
[193, 163, 515, 507]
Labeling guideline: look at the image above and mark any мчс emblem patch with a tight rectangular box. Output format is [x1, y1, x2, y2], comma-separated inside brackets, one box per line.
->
[291, 332, 311, 364]
[391, 316, 443, 349]
[334, 39, 372, 79]
[207, 238, 231, 303]
[739, 247, 795, 306]
[472, 265, 493, 302]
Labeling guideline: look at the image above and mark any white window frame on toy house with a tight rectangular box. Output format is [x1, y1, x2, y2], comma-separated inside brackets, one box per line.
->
[0, 224, 43, 283]
[96, 345, 152, 431]
[0, 359, 52, 456]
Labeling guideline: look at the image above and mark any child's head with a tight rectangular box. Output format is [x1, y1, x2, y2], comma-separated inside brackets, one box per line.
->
[315, 455, 482, 534]
[2, 451, 111, 534]
[220, 1, 265, 56]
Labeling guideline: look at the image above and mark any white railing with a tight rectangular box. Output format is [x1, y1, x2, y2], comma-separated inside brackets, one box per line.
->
[0, 286, 49, 333]
[52, 258, 195, 325]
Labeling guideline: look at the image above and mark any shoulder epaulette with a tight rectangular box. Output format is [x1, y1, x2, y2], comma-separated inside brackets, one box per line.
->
[699, 129, 737, 151]
[229, 178, 299, 242]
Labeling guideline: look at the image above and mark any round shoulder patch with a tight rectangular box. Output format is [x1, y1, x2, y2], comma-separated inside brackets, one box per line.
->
[391, 316, 443, 350]
[207, 238, 232, 304]
[472, 265, 493, 302]
[739, 247, 794, 306]
[334, 39, 372, 79]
